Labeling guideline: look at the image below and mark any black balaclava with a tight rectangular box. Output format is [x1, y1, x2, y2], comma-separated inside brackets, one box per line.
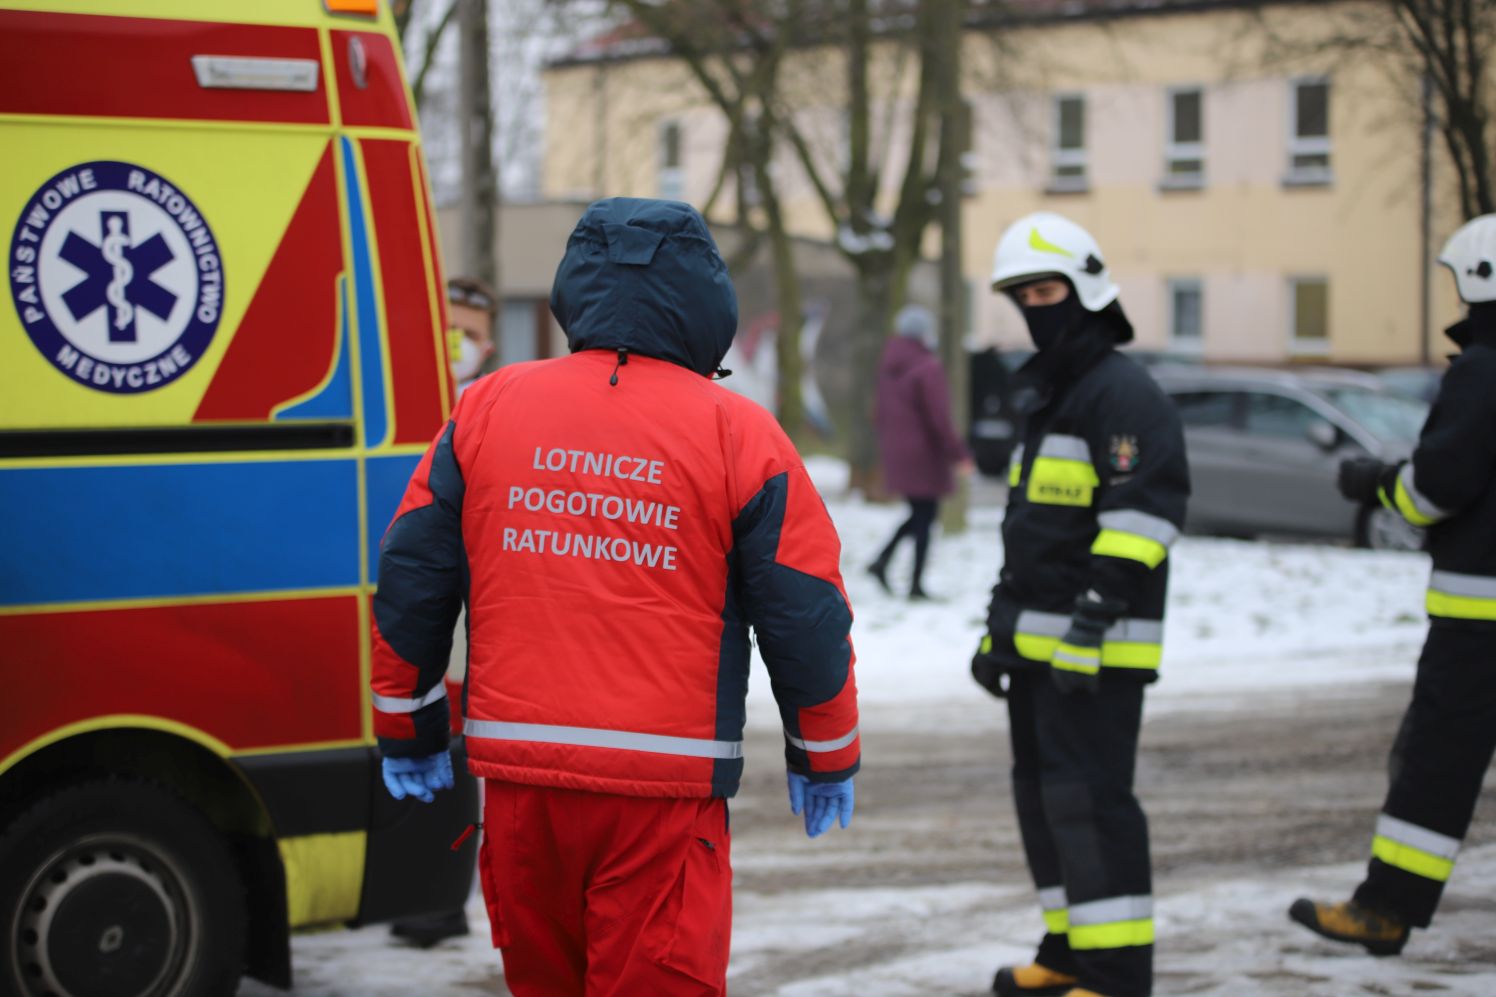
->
[1020, 293, 1090, 353]
[1447, 300, 1496, 350]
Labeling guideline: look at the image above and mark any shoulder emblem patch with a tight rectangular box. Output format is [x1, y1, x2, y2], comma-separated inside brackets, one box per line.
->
[1109, 434, 1139, 472]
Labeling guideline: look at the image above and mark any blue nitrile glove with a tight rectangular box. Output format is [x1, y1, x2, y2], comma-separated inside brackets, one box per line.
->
[786, 771, 855, 839]
[381, 752, 454, 804]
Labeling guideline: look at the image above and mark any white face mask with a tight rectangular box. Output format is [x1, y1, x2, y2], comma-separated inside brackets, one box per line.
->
[451, 333, 484, 382]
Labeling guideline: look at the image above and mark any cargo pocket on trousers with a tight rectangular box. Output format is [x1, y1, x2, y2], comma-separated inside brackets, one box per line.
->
[642, 823, 731, 989]
[477, 835, 512, 949]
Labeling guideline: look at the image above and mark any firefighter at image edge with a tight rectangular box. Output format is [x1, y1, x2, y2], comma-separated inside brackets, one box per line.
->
[1292, 213, 1496, 956]
[366, 197, 860, 995]
[971, 212, 1191, 997]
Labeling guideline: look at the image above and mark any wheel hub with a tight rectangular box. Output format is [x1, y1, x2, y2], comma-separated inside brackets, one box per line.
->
[15, 837, 185, 997]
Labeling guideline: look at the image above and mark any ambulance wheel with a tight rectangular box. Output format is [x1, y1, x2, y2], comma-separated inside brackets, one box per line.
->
[0, 779, 246, 997]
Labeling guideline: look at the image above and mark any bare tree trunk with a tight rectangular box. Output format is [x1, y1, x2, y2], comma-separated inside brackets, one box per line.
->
[847, 264, 893, 496]
[933, 0, 968, 534]
[458, 0, 500, 304]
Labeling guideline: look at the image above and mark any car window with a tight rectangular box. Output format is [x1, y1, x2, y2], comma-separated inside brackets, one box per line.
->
[1169, 390, 1237, 428]
[1243, 392, 1321, 439]
[1323, 387, 1428, 443]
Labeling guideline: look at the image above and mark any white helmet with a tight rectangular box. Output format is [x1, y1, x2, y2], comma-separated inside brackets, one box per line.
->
[990, 212, 1120, 313]
[1438, 214, 1496, 304]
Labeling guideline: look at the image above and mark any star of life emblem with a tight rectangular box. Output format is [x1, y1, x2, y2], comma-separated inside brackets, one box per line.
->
[9, 161, 224, 393]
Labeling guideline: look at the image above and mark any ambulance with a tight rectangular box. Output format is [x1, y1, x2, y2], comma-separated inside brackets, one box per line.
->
[0, 2, 478, 994]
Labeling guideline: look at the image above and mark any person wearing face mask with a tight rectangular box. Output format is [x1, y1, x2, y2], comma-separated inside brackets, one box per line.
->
[1290, 215, 1496, 957]
[447, 276, 497, 393]
[970, 213, 1189, 997]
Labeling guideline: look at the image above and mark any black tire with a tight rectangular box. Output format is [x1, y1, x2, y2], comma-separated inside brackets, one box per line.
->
[0, 779, 246, 997]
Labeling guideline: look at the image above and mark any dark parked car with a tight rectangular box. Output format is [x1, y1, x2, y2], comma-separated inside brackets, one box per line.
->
[1153, 366, 1430, 549]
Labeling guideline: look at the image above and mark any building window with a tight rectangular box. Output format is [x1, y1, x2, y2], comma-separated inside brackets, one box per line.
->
[1287, 78, 1331, 185]
[1163, 87, 1204, 187]
[1050, 94, 1087, 191]
[658, 120, 684, 199]
[1289, 277, 1329, 355]
[1168, 278, 1204, 349]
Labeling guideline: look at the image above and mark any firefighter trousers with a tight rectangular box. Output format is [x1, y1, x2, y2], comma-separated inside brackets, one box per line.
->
[477, 780, 732, 996]
[1354, 625, 1496, 928]
[1008, 670, 1153, 997]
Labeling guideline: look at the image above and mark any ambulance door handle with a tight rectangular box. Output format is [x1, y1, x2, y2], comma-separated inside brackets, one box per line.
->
[191, 56, 320, 92]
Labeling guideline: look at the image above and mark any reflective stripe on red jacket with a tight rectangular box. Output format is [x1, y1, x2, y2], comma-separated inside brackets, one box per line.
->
[371, 198, 859, 798]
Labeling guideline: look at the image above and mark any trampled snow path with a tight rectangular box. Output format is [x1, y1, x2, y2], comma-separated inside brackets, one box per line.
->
[242, 461, 1496, 996]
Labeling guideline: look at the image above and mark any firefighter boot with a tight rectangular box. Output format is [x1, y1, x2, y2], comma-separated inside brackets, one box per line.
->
[992, 962, 1078, 996]
[1288, 897, 1409, 956]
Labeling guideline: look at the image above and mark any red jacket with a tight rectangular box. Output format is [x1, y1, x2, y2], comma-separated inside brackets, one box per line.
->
[370, 198, 859, 798]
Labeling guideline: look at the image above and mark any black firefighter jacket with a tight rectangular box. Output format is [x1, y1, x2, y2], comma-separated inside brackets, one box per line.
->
[1380, 316, 1496, 629]
[988, 343, 1190, 681]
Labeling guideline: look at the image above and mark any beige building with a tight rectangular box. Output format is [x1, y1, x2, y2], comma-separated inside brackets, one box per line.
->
[541, 1, 1466, 366]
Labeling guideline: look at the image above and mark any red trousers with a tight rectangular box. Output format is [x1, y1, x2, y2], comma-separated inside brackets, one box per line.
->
[478, 780, 732, 996]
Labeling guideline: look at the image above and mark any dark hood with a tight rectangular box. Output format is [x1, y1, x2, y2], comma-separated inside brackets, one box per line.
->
[550, 198, 738, 377]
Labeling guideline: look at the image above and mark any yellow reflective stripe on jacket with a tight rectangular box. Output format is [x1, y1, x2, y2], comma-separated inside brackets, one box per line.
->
[1393, 463, 1451, 527]
[1426, 571, 1496, 621]
[1067, 895, 1155, 951]
[1372, 814, 1458, 882]
[1008, 443, 1025, 488]
[1091, 510, 1178, 569]
[1014, 612, 1163, 670]
[1038, 885, 1069, 933]
[1026, 434, 1098, 507]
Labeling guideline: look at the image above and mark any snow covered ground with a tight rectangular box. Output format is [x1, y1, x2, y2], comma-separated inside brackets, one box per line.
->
[242, 459, 1496, 996]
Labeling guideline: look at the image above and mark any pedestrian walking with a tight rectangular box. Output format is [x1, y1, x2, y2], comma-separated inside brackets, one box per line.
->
[369, 198, 861, 996]
[867, 303, 973, 601]
[970, 212, 1189, 997]
[1290, 214, 1496, 956]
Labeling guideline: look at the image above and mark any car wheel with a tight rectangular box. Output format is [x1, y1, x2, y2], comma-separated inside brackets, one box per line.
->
[1, 779, 246, 997]
[1357, 505, 1425, 552]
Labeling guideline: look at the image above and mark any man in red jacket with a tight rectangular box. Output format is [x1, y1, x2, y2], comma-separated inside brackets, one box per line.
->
[370, 198, 860, 995]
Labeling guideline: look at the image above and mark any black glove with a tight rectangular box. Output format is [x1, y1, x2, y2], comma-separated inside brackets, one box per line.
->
[1049, 592, 1124, 696]
[971, 634, 1008, 699]
[1337, 457, 1393, 505]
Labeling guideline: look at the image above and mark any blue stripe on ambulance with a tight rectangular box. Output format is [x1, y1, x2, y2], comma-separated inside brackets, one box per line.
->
[340, 137, 387, 450]
[365, 453, 422, 585]
[0, 460, 360, 605]
[277, 275, 354, 421]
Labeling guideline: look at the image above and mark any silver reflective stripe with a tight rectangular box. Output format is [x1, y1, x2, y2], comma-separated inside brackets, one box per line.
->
[786, 726, 860, 753]
[1110, 618, 1164, 644]
[1098, 510, 1179, 548]
[1015, 611, 1163, 644]
[1377, 814, 1461, 860]
[1052, 646, 1098, 667]
[1069, 895, 1153, 926]
[1037, 434, 1092, 462]
[464, 719, 743, 759]
[1428, 571, 1496, 600]
[1038, 886, 1068, 911]
[1400, 463, 1451, 522]
[371, 683, 447, 715]
[1010, 443, 1026, 466]
[191, 55, 320, 92]
[1016, 610, 1070, 637]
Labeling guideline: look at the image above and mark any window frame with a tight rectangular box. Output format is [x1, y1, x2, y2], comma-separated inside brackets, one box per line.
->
[1049, 92, 1088, 192]
[658, 119, 684, 200]
[1287, 275, 1331, 357]
[1285, 76, 1332, 186]
[1162, 86, 1206, 188]
[1166, 277, 1205, 352]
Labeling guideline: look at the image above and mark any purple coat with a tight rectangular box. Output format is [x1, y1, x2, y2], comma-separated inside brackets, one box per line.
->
[873, 335, 969, 498]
